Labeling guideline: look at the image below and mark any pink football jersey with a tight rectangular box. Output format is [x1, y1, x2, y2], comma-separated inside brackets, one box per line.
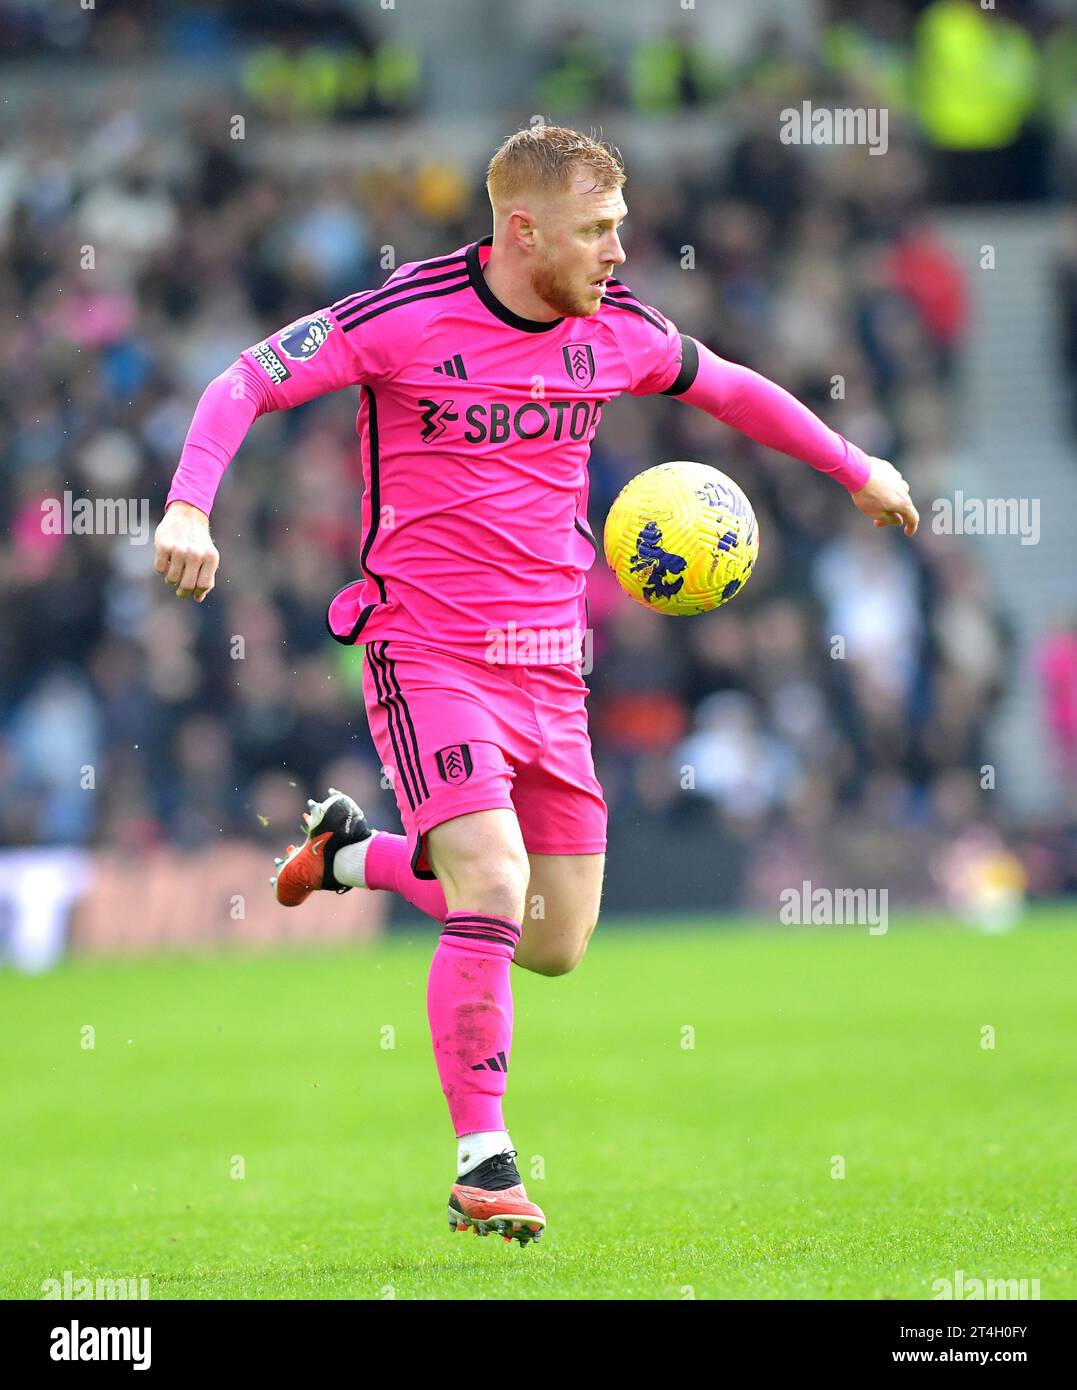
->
[171, 236, 688, 662]
[167, 235, 871, 662]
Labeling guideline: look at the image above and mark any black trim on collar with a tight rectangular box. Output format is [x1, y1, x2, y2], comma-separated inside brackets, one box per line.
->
[466, 235, 565, 333]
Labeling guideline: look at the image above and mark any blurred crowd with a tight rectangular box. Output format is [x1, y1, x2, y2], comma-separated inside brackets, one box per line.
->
[3, 1, 1074, 205]
[1, 2, 1075, 909]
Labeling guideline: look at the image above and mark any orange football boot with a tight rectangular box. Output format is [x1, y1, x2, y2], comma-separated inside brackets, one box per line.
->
[270, 787, 370, 907]
[448, 1151, 545, 1245]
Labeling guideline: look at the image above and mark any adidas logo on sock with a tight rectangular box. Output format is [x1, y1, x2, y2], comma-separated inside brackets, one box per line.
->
[470, 1050, 508, 1073]
[432, 354, 467, 379]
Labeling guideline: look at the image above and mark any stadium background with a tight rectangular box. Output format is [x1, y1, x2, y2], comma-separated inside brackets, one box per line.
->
[0, 0, 1074, 949]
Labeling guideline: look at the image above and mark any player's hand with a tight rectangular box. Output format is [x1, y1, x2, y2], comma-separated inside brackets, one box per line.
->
[851, 457, 919, 537]
[153, 500, 219, 602]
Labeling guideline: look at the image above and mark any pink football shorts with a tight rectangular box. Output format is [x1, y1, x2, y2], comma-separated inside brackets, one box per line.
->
[361, 640, 608, 879]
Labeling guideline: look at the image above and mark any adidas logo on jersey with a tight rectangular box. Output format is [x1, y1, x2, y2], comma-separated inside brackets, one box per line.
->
[433, 354, 468, 379]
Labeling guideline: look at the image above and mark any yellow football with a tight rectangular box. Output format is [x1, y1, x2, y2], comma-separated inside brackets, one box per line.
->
[603, 461, 759, 615]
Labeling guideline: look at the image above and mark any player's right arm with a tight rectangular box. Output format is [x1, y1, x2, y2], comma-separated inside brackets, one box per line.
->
[154, 305, 370, 600]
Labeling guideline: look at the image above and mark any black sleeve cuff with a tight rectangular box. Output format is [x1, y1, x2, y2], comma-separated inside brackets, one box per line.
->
[660, 333, 700, 396]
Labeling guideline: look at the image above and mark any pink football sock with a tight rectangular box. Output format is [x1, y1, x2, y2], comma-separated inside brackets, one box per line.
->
[364, 832, 447, 922]
[427, 913, 519, 1137]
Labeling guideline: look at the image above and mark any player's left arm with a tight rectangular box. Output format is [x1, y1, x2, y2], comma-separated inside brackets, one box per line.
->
[663, 335, 918, 536]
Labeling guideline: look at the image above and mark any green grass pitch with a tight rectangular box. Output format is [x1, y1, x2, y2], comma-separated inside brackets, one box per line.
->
[2, 909, 1074, 1300]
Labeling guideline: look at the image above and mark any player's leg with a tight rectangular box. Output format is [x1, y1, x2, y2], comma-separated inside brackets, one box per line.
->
[510, 660, 609, 976]
[515, 850, 605, 977]
[426, 807, 526, 918]
[353, 642, 546, 1242]
[274, 653, 608, 996]
[271, 786, 448, 920]
[274, 806, 451, 916]
[422, 807, 545, 1242]
[344, 829, 447, 918]
[278, 804, 606, 981]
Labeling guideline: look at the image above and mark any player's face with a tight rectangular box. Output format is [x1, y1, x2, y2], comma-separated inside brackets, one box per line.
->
[531, 173, 627, 318]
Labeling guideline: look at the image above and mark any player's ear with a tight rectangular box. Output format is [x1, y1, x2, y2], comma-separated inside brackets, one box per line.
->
[507, 209, 536, 249]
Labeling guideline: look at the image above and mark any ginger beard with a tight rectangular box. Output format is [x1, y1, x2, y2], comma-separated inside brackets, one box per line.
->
[530, 239, 603, 319]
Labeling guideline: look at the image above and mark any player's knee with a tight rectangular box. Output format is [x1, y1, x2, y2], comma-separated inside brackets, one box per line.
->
[441, 848, 530, 922]
[524, 922, 596, 976]
[528, 952, 578, 978]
